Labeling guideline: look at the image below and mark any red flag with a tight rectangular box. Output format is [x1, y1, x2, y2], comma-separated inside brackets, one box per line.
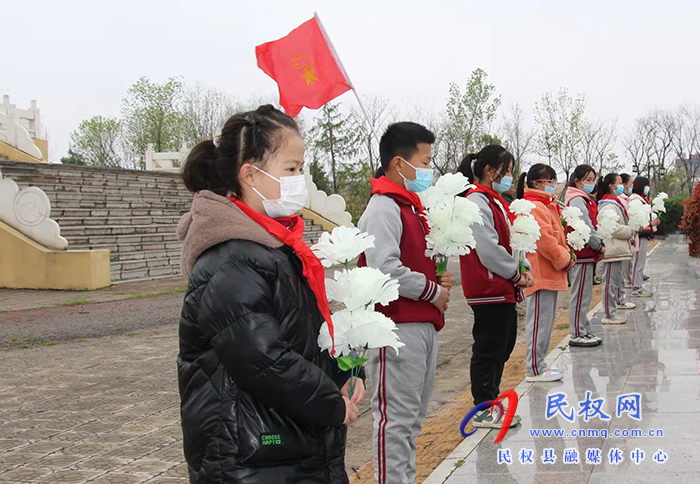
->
[256, 17, 352, 117]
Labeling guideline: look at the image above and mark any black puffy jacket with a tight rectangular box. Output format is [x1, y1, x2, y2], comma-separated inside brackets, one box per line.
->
[177, 192, 356, 484]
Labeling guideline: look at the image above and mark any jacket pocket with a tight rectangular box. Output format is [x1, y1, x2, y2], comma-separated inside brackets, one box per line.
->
[235, 390, 324, 467]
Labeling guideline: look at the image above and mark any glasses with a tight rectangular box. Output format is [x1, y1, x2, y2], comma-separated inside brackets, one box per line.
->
[533, 179, 556, 186]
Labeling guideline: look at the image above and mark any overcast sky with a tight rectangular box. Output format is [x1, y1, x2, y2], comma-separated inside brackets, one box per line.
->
[4, 0, 700, 172]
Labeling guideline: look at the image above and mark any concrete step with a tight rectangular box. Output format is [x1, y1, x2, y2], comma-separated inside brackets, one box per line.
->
[60, 224, 178, 237]
[56, 216, 181, 227]
[70, 240, 182, 256]
[67, 232, 180, 248]
[111, 258, 182, 282]
[51, 207, 188, 218]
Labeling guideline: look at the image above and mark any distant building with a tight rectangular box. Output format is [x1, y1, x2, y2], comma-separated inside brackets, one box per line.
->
[674, 154, 700, 184]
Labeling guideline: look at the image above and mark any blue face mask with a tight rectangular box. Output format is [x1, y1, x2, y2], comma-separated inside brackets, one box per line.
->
[400, 159, 434, 193]
[625, 187, 633, 196]
[614, 184, 624, 197]
[544, 185, 556, 195]
[583, 184, 595, 194]
[493, 175, 513, 193]
[644, 186, 650, 196]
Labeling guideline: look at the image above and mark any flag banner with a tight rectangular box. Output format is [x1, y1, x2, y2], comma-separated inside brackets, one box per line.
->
[256, 17, 352, 117]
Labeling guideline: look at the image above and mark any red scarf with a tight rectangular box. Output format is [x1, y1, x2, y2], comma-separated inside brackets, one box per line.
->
[471, 183, 516, 223]
[371, 177, 430, 234]
[523, 189, 561, 216]
[600, 194, 629, 219]
[230, 197, 334, 351]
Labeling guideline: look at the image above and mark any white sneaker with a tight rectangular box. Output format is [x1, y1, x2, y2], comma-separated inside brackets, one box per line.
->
[569, 336, 598, 347]
[602, 315, 628, 324]
[586, 333, 603, 345]
[616, 302, 637, 310]
[526, 367, 564, 382]
[632, 289, 653, 297]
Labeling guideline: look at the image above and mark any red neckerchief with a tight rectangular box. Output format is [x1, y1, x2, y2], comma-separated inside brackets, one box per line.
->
[524, 189, 561, 216]
[470, 182, 516, 223]
[600, 194, 629, 219]
[642, 195, 651, 204]
[371, 177, 430, 234]
[230, 196, 334, 352]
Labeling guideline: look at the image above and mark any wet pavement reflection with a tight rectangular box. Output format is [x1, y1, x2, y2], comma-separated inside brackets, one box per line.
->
[442, 238, 700, 483]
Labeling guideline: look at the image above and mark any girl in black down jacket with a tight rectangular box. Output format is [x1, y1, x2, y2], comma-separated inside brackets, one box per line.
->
[177, 105, 365, 483]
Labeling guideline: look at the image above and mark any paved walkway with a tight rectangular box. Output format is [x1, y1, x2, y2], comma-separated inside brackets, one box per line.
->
[426, 236, 700, 484]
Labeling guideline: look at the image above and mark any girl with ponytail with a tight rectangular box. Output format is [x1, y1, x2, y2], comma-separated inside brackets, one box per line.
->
[518, 164, 573, 383]
[597, 173, 635, 325]
[457, 145, 532, 428]
[564, 165, 605, 347]
[177, 105, 364, 483]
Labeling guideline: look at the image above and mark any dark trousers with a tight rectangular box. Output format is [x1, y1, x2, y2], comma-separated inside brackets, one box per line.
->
[470, 303, 518, 406]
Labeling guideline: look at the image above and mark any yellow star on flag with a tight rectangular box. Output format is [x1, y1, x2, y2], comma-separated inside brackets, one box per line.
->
[301, 67, 318, 85]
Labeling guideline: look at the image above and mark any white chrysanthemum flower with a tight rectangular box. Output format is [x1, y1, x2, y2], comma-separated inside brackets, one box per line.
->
[597, 210, 619, 240]
[562, 206, 591, 251]
[339, 309, 406, 356]
[628, 199, 652, 231]
[318, 319, 352, 357]
[423, 194, 483, 258]
[434, 173, 473, 197]
[326, 267, 400, 311]
[510, 214, 541, 253]
[312, 226, 375, 267]
[509, 199, 537, 216]
[652, 193, 668, 213]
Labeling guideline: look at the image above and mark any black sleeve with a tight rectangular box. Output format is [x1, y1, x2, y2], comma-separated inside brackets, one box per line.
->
[198, 257, 346, 429]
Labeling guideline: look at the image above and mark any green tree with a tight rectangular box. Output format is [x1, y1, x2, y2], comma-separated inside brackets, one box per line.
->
[60, 148, 87, 166]
[121, 76, 185, 169]
[307, 102, 360, 194]
[308, 154, 332, 194]
[435, 68, 501, 174]
[67, 116, 122, 168]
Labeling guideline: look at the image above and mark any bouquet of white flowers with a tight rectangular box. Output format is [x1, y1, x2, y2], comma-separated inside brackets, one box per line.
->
[561, 206, 592, 253]
[313, 226, 403, 397]
[597, 210, 619, 240]
[628, 199, 652, 232]
[652, 192, 668, 214]
[509, 199, 541, 273]
[419, 173, 483, 275]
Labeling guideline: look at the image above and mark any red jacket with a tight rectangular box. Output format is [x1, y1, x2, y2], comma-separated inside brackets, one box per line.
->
[566, 193, 599, 263]
[460, 185, 523, 306]
[358, 180, 443, 331]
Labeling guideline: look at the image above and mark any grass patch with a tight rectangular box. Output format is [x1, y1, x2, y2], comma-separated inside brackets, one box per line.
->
[517, 310, 526, 318]
[18, 344, 31, 349]
[125, 332, 140, 337]
[61, 299, 91, 306]
[113, 327, 122, 332]
[648, 308, 657, 313]
[555, 324, 569, 329]
[454, 281, 462, 287]
[455, 459, 465, 468]
[74, 339, 89, 343]
[125, 288, 186, 300]
[39, 341, 60, 347]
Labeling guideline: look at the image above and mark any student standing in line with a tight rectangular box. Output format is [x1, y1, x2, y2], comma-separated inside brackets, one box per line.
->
[177, 105, 364, 484]
[597, 173, 635, 325]
[358, 122, 453, 484]
[517, 164, 574, 382]
[617, 173, 638, 310]
[629, 176, 659, 297]
[457, 145, 532, 427]
[564, 165, 605, 347]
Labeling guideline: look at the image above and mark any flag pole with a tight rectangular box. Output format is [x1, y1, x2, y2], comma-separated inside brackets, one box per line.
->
[314, 11, 382, 147]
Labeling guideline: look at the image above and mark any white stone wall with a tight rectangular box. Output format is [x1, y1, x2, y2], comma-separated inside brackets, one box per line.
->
[0, 95, 43, 160]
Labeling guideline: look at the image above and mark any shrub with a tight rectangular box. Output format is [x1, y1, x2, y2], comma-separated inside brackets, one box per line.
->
[680, 182, 700, 257]
[656, 196, 688, 236]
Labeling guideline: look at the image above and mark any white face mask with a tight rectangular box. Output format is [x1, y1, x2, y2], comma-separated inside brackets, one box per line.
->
[251, 166, 308, 218]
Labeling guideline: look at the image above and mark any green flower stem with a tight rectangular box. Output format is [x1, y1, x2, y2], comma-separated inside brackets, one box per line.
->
[436, 255, 448, 276]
